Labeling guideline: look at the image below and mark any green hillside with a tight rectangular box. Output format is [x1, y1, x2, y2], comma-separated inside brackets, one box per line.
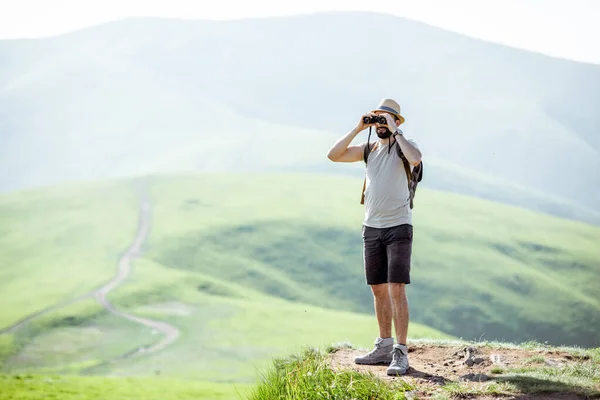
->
[143, 173, 600, 347]
[3, 339, 599, 400]
[2, 273, 444, 380]
[1, 173, 598, 384]
[0, 176, 446, 382]
[0, 180, 138, 329]
[0, 374, 251, 400]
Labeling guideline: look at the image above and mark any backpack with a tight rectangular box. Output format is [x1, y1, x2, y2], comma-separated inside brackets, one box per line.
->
[360, 137, 423, 209]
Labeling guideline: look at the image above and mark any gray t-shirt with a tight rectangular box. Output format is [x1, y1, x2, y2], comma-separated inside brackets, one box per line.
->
[360, 139, 420, 229]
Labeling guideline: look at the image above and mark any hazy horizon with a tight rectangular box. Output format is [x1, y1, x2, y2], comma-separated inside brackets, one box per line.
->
[1, 11, 599, 227]
[1, 0, 599, 65]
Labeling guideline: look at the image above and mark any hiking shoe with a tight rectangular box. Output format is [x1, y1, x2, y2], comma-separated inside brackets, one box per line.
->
[386, 344, 409, 376]
[354, 337, 394, 365]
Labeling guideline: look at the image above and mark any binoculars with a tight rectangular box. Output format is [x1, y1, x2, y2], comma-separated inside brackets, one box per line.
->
[363, 115, 387, 125]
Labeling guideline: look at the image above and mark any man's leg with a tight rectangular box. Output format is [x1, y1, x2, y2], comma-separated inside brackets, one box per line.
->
[355, 226, 394, 365]
[384, 224, 413, 375]
[389, 283, 409, 345]
[371, 283, 393, 339]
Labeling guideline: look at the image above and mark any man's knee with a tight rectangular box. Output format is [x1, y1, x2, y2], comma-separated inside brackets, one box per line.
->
[370, 283, 389, 299]
[389, 282, 406, 296]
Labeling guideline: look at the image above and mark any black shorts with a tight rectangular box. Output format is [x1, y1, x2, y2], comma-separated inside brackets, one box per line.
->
[362, 224, 413, 285]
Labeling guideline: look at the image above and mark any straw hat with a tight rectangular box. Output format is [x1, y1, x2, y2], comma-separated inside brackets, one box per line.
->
[371, 98, 405, 125]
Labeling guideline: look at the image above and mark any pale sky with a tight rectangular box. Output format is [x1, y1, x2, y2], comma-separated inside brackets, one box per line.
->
[1, 0, 599, 64]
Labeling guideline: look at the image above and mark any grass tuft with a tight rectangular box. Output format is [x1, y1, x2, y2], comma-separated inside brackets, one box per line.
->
[523, 355, 547, 365]
[443, 359, 600, 398]
[489, 366, 504, 375]
[248, 347, 413, 400]
[325, 340, 355, 354]
[442, 381, 516, 398]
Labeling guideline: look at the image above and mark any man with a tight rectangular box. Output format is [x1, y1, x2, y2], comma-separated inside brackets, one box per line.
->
[326, 98, 422, 376]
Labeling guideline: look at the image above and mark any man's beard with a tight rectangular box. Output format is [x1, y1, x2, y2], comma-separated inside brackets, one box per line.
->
[376, 127, 392, 139]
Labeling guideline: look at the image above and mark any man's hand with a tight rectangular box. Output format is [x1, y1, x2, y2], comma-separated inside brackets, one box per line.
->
[356, 112, 378, 132]
[382, 113, 398, 133]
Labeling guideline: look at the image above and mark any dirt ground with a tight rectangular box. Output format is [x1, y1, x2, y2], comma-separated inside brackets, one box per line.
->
[329, 343, 595, 399]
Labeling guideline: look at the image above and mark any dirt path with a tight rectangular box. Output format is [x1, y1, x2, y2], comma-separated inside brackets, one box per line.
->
[1, 183, 180, 356]
[93, 192, 180, 354]
[330, 343, 595, 399]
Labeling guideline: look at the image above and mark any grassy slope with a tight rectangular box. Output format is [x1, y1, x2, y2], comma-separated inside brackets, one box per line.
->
[145, 173, 600, 347]
[5, 339, 597, 400]
[65, 258, 446, 381]
[2, 298, 157, 374]
[2, 265, 446, 379]
[0, 374, 252, 400]
[0, 176, 446, 381]
[414, 186, 600, 345]
[0, 179, 138, 329]
[1, 172, 599, 382]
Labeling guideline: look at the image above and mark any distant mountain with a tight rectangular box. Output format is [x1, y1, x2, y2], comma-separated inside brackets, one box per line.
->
[1, 12, 599, 223]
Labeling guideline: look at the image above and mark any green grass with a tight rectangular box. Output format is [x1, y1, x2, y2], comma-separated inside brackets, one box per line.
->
[440, 359, 600, 399]
[0, 335, 15, 369]
[489, 366, 504, 374]
[80, 257, 448, 380]
[7, 341, 596, 400]
[523, 355, 547, 365]
[247, 347, 412, 400]
[145, 173, 600, 347]
[0, 172, 599, 384]
[398, 339, 600, 399]
[5, 341, 598, 400]
[0, 179, 138, 329]
[0, 374, 251, 400]
[3, 299, 157, 375]
[2, 251, 448, 379]
[250, 339, 600, 400]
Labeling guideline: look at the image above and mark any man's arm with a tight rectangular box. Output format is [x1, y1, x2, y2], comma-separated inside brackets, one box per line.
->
[381, 113, 422, 166]
[394, 133, 422, 166]
[327, 125, 364, 162]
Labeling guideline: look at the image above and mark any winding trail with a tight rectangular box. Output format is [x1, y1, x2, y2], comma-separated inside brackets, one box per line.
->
[93, 191, 180, 354]
[1, 183, 180, 358]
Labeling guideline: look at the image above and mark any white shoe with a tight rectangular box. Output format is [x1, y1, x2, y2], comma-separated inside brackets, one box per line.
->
[386, 344, 409, 375]
[354, 337, 394, 365]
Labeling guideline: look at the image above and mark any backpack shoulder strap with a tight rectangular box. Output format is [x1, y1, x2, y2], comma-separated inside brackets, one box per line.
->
[360, 177, 366, 205]
[363, 142, 371, 164]
[360, 141, 371, 204]
[394, 140, 423, 181]
[394, 139, 423, 209]
[394, 140, 412, 183]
